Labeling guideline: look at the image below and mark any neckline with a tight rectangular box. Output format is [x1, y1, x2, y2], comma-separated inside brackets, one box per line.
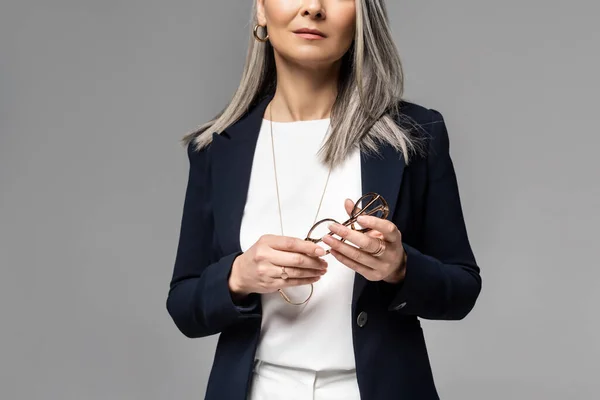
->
[262, 117, 330, 125]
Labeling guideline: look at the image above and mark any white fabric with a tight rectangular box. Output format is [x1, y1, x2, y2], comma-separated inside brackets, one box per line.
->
[248, 359, 361, 400]
[239, 118, 362, 371]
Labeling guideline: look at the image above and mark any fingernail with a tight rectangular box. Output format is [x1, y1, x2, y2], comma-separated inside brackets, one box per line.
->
[357, 215, 367, 223]
[315, 247, 325, 256]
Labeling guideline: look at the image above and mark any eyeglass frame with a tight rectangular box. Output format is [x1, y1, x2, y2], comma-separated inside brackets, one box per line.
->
[278, 192, 389, 305]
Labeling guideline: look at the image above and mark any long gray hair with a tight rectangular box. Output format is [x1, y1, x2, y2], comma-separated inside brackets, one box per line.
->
[182, 0, 426, 167]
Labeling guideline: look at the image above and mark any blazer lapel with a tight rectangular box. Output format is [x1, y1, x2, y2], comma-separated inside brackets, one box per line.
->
[352, 144, 406, 309]
[210, 95, 272, 257]
[209, 95, 406, 309]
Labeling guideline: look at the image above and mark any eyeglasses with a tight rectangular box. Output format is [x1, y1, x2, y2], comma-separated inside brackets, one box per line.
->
[278, 192, 389, 305]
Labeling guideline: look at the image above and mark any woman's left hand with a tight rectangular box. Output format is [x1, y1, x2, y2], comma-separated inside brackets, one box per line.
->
[322, 199, 407, 284]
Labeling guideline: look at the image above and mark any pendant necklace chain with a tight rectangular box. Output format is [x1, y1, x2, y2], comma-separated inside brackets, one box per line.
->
[269, 103, 333, 305]
[268, 103, 333, 235]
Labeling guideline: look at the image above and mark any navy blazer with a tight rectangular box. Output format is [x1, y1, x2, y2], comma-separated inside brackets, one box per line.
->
[166, 94, 482, 400]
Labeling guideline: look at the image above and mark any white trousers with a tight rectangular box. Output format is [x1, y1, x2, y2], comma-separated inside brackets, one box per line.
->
[247, 359, 362, 400]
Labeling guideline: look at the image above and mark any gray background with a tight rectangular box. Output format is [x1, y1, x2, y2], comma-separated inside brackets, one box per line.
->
[1, 1, 598, 399]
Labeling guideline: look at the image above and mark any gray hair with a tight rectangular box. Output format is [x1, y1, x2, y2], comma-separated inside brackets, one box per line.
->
[182, 0, 426, 167]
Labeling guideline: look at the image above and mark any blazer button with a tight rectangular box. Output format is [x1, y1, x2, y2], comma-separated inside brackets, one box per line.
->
[393, 301, 407, 311]
[357, 311, 368, 327]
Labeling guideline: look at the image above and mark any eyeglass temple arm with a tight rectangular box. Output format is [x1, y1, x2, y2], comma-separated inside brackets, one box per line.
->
[340, 199, 387, 228]
[306, 196, 388, 243]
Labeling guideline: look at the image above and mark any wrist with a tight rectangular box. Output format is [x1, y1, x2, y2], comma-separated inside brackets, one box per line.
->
[384, 252, 407, 284]
[229, 255, 250, 298]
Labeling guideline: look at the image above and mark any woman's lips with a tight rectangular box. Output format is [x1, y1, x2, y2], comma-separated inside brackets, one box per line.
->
[294, 32, 326, 40]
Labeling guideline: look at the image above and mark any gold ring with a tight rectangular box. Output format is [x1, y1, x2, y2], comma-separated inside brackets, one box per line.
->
[372, 238, 386, 257]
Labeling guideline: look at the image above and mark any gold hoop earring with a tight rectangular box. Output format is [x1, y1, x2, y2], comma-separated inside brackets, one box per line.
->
[253, 24, 269, 42]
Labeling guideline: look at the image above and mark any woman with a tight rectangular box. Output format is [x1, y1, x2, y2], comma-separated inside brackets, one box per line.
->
[166, 1, 482, 399]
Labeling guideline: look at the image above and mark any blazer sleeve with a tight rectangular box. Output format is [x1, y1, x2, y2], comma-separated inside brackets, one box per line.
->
[385, 110, 482, 320]
[166, 140, 261, 339]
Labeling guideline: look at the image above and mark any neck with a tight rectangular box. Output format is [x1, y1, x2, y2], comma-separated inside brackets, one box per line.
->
[269, 53, 340, 122]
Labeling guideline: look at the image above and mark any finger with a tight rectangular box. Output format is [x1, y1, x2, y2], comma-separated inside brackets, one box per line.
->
[268, 265, 327, 280]
[322, 234, 386, 270]
[344, 198, 354, 217]
[345, 198, 367, 231]
[356, 215, 401, 243]
[327, 221, 383, 254]
[264, 247, 328, 270]
[329, 249, 381, 281]
[366, 229, 385, 239]
[265, 234, 326, 257]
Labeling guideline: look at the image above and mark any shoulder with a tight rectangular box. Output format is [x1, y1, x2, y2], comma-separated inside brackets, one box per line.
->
[394, 100, 450, 160]
[395, 100, 445, 132]
[185, 135, 213, 174]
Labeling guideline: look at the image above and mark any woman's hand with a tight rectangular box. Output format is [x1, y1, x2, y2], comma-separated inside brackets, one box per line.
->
[229, 235, 328, 297]
[322, 199, 407, 284]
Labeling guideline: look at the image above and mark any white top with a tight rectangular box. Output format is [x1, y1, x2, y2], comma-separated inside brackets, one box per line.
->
[239, 117, 362, 371]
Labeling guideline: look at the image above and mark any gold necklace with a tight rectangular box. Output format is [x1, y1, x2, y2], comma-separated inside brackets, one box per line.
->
[268, 103, 333, 305]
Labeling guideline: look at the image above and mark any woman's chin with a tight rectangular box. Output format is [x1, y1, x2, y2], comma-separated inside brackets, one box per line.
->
[283, 52, 340, 69]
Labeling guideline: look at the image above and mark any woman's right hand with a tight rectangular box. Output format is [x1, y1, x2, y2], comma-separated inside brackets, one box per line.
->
[228, 234, 328, 297]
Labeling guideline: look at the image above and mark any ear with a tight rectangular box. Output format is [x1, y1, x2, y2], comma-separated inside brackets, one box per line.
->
[256, 0, 267, 26]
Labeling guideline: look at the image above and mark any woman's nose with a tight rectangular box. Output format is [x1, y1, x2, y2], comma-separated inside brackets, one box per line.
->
[300, 0, 326, 20]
